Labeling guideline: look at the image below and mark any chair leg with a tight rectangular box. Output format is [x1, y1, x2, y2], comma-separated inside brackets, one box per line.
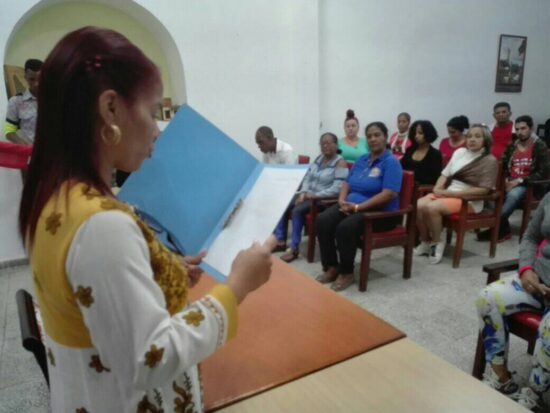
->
[472, 333, 486, 380]
[528, 337, 536, 355]
[452, 227, 465, 268]
[489, 226, 498, 258]
[359, 243, 372, 292]
[403, 245, 412, 279]
[307, 221, 315, 263]
[446, 228, 452, 244]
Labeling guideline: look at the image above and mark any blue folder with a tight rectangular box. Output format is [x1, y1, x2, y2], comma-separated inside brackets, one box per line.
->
[118, 104, 307, 281]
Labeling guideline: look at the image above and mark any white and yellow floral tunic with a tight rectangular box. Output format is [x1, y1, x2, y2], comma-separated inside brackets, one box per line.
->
[30, 183, 237, 412]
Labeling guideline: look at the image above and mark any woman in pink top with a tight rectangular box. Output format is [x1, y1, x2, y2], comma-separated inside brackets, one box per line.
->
[388, 112, 411, 160]
[439, 115, 469, 166]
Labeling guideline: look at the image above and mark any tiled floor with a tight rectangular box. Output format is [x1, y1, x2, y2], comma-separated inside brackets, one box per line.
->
[0, 212, 538, 411]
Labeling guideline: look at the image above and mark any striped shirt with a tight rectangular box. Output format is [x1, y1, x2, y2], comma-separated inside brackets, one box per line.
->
[301, 154, 348, 197]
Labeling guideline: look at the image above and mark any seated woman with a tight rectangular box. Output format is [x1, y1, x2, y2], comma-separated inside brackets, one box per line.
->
[338, 109, 369, 163]
[400, 120, 442, 185]
[439, 115, 469, 166]
[388, 112, 412, 160]
[275, 133, 349, 263]
[316, 122, 402, 291]
[476, 196, 550, 411]
[415, 124, 498, 264]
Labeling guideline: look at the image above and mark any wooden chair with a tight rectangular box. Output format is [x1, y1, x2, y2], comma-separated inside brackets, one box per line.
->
[443, 164, 504, 268]
[357, 170, 417, 291]
[472, 259, 539, 379]
[15, 289, 49, 387]
[298, 155, 310, 164]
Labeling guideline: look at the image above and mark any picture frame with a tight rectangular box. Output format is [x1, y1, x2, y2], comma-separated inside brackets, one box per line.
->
[3, 64, 27, 99]
[495, 34, 527, 93]
[161, 97, 174, 121]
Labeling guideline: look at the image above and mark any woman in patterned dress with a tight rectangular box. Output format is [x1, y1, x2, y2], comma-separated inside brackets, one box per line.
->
[19, 27, 274, 412]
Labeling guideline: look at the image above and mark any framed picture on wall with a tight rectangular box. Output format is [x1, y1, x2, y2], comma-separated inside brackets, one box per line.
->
[495, 34, 527, 93]
[3, 65, 27, 99]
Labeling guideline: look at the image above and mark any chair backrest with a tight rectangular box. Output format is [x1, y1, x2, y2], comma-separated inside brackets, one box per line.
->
[298, 155, 310, 164]
[0, 142, 33, 170]
[399, 170, 415, 209]
[15, 289, 49, 387]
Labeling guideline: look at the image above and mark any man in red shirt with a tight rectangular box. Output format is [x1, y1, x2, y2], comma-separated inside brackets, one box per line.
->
[491, 102, 514, 158]
[478, 115, 548, 241]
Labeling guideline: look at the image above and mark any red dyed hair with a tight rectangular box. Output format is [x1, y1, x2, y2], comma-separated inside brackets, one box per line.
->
[19, 26, 160, 247]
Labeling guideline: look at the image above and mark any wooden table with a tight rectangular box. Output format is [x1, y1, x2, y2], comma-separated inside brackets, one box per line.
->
[217, 338, 527, 413]
[191, 259, 404, 411]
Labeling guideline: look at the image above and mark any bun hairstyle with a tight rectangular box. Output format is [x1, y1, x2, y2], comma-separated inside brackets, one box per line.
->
[345, 109, 359, 126]
[447, 115, 470, 132]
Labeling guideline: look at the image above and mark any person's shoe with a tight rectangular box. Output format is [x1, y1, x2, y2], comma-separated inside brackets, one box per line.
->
[413, 241, 431, 256]
[272, 242, 287, 253]
[476, 229, 491, 242]
[428, 241, 445, 265]
[481, 365, 519, 398]
[516, 387, 545, 411]
[280, 248, 299, 263]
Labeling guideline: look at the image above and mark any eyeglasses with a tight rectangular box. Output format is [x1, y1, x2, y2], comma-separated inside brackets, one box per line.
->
[134, 208, 186, 255]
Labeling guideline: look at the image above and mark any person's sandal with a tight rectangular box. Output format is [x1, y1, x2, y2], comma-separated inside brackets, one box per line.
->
[280, 249, 299, 263]
[331, 274, 354, 291]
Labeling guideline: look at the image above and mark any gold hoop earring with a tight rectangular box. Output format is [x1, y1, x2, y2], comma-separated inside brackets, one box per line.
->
[101, 124, 122, 146]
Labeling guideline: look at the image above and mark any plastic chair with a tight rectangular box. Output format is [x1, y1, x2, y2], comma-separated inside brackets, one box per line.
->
[0, 141, 33, 170]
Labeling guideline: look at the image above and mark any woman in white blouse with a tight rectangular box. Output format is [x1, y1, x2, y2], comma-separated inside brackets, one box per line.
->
[414, 125, 498, 264]
[18, 27, 274, 412]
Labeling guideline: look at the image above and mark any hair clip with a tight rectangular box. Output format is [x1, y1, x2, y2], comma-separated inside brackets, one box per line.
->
[85, 55, 103, 72]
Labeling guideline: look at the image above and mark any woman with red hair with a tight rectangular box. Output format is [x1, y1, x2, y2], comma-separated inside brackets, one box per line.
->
[19, 27, 273, 412]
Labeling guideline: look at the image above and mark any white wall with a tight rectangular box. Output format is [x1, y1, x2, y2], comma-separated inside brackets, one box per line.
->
[319, 0, 550, 142]
[135, 0, 320, 157]
[1, 0, 550, 263]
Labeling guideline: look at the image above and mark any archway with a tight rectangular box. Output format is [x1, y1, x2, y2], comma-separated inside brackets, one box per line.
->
[3, 0, 186, 104]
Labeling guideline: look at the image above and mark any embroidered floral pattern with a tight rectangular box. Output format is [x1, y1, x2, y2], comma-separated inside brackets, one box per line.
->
[144, 344, 164, 368]
[173, 374, 195, 413]
[47, 348, 55, 366]
[89, 355, 111, 373]
[75, 286, 94, 308]
[183, 310, 204, 327]
[137, 395, 164, 413]
[45, 211, 62, 235]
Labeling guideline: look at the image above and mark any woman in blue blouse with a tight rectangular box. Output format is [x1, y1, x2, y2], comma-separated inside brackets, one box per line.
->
[276, 133, 349, 262]
[316, 122, 403, 291]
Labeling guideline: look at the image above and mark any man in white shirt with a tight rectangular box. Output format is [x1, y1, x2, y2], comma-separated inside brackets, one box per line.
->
[255, 126, 295, 164]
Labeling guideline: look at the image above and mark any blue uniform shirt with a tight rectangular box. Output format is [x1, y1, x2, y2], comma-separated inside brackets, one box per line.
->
[346, 149, 402, 211]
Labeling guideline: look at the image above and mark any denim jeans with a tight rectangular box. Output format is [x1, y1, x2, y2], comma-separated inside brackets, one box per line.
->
[274, 200, 312, 250]
[500, 185, 527, 232]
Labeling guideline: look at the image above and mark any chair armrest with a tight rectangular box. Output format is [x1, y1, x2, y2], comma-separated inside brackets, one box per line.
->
[362, 206, 412, 220]
[526, 179, 550, 187]
[482, 259, 519, 284]
[311, 196, 338, 206]
[453, 191, 501, 202]
[417, 185, 434, 196]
